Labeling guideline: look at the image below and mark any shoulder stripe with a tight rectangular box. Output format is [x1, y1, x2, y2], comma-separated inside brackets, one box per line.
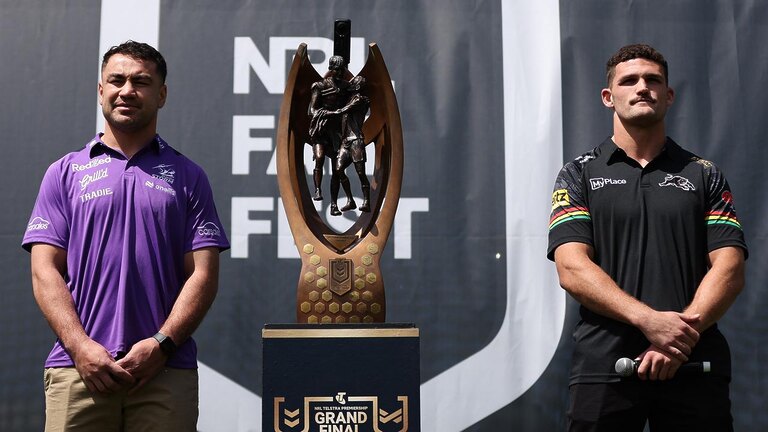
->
[549, 206, 591, 230]
[706, 219, 742, 229]
[705, 212, 741, 229]
[550, 206, 589, 220]
[706, 211, 738, 217]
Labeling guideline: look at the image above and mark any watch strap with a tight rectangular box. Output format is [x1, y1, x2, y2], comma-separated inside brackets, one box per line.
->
[152, 332, 177, 356]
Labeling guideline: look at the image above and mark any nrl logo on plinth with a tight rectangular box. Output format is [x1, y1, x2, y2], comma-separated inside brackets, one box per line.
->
[276, 19, 403, 324]
[273, 393, 409, 432]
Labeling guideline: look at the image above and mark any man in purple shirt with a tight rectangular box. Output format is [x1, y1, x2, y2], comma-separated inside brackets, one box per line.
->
[23, 41, 229, 431]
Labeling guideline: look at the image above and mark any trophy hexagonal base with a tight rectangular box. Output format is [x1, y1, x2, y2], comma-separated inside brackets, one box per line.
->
[296, 241, 386, 323]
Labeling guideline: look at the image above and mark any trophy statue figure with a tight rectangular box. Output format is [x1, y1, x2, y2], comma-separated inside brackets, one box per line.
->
[276, 26, 403, 324]
[307, 56, 372, 215]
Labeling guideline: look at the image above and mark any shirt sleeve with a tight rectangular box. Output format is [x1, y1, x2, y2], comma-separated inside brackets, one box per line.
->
[22, 161, 70, 252]
[704, 164, 748, 259]
[547, 160, 593, 261]
[184, 165, 230, 253]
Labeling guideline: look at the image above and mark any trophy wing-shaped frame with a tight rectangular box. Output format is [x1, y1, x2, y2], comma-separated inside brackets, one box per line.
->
[277, 43, 403, 323]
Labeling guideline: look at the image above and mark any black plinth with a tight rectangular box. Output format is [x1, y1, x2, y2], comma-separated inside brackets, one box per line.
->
[263, 323, 420, 432]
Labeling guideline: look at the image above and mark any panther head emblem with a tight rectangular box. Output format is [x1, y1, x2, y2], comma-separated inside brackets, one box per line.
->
[659, 174, 695, 191]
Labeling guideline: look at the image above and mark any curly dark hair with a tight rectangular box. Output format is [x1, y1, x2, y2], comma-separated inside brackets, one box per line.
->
[606, 44, 668, 86]
[101, 40, 167, 83]
[328, 55, 345, 71]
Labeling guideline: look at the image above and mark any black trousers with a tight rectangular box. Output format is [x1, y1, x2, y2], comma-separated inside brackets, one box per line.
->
[567, 376, 732, 432]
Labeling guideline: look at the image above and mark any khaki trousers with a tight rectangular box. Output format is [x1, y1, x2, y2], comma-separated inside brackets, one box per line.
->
[44, 367, 198, 432]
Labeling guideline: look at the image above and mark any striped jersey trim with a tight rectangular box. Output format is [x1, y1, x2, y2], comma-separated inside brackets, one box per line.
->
[550, 206, 591, 230]
[706, 211, 741, 229]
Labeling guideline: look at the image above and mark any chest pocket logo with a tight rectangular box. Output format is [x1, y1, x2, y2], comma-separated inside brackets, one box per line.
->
[659, 174, 695, 191]
[152, 164, 175, 184]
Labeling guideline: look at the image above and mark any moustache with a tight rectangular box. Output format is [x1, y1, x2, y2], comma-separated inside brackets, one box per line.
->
[632, 97, 656, 104]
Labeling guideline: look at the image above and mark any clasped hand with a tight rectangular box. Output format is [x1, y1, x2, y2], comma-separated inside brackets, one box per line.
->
[73, 337, 167, 395]
[638, 310, 700, 361]
[634, 310, 701, 381]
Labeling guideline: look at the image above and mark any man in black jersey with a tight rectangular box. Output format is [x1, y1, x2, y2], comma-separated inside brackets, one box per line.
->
[548, 44, 747, 431]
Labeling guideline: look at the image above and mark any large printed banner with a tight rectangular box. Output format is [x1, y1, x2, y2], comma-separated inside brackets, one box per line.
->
[1, 1, 765, 430]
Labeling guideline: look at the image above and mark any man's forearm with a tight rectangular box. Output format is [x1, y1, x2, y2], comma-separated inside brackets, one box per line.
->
[554, 242, 700, 360]
[160, 276, 217, 345]
[555, 243, 655, 327]
[33, 271, 90, 351]
[684, 246, 745, 332]
[31, 246, 90, 354]
[159, 248, 219, 345]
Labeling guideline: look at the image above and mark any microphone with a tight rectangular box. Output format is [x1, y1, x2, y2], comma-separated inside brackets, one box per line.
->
[614, 357, 712, 377]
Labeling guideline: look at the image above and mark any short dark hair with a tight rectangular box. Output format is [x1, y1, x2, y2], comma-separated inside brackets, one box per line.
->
[606, 44, 668, 86]
[101, 40, 167, 83]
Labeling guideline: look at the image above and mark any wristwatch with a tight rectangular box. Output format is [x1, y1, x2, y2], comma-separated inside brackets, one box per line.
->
[152, 332, 178, 356]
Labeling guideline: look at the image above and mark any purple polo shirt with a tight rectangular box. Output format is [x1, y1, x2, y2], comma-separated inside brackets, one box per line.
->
[23, 134, 229, 369]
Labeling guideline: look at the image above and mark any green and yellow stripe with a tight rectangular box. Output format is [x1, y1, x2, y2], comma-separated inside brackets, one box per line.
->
[549, 206, 591, 230]
[706, 211, 741, 229]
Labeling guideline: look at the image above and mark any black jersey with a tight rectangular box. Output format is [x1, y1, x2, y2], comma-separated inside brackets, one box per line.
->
[548, 137, 747, 384]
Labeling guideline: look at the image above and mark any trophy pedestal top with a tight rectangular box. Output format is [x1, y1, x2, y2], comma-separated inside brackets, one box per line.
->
[263, 322, 418, 338]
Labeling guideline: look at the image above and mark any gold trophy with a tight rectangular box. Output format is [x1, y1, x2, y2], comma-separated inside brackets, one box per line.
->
[276, 20, 403, 324]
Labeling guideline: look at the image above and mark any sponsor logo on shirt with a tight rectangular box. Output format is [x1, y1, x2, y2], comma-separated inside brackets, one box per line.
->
[79, 168, 109, 190]
[589, 177, 626, 190]
[72, 156, 112, 172]
[27, 216, 50, 231]
[551, 189, 570, 210]
[144, 179, 176, 196]
[197, 222, 221, 237]
[152, 164, 175, 184]
[80, 187, 113, 203]
[659, 174, 695, 191]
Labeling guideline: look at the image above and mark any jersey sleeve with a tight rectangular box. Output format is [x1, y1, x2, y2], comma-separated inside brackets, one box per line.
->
[704, 165, 748, 258]
[185, 166, 230, 253]
[22, 161, 70, 252]
[547, 161, 593, 261]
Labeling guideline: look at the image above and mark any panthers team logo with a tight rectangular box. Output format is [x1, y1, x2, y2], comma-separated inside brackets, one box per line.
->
[659, 174, 695, 191]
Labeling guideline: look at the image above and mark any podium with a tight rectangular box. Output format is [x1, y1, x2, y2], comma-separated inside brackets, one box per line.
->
[263, 323, 420, 432]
